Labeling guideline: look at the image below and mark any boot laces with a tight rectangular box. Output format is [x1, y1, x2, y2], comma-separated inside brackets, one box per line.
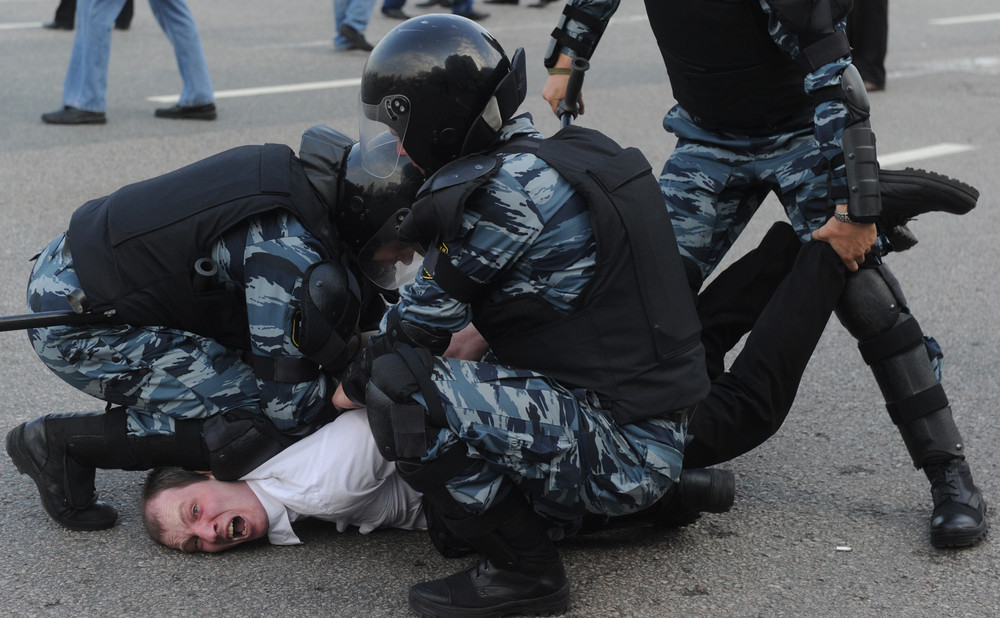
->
[927, 460, 970, 507]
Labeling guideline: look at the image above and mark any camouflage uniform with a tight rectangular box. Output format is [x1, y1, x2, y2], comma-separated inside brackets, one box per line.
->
[27, 212, 332, 438]
[555, 0, 853, 277]
[373, 117, 686, 536]
[549, 0, 989, 550]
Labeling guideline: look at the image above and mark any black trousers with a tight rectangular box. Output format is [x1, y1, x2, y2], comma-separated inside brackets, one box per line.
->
[847, 0, 889, 87]
[53, 0, 133, 29]
[684, 237, 847, 468]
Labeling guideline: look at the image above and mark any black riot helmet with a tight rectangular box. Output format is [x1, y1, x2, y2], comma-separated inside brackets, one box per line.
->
[299, 124, 426, 290]
[358, 14, 527, 176]
[339, 140, 427, 290]
[337, 140, 425, 255]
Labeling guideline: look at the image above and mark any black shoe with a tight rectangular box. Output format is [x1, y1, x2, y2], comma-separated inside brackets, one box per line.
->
[154, 103, 217, 120]
[925, 458, 987, 548]
[6, 419, 118, 531]
[579, 467, 736, 534]
[877, 167, 979, 230]
[877, 223, 918, 256]
[454, 8, 489, 20]
[114, 22, 130, 30]
[526, 0, 556, 6]
[381, 7, 410, 19]
[656, 467, 736, 528]
[484, 0, 517, 4]
[409, 559, 570, 618]
[338, 25, 374, 51]
[42, 106, 106, 125]
[42, 20, 73, 30]
[416, 0, 450, 6]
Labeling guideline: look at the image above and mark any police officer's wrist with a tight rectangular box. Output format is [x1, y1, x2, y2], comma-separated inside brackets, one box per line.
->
[833, 210, 855, 223]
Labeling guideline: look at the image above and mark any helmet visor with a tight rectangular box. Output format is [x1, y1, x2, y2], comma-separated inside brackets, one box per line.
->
[359, 94, 411, 178]
[357, 208, 425, 290]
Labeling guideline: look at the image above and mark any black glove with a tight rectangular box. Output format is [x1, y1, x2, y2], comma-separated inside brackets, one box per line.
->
[339, 347, 372, 406]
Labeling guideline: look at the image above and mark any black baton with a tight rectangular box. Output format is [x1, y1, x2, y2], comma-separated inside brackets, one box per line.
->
[557, 57, 591, 128]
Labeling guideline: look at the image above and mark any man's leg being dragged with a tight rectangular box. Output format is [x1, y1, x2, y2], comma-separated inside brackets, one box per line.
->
[684, 240, 847, 468]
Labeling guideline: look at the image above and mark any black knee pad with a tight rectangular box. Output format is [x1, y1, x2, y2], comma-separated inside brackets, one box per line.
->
[835, 264, 905, 340]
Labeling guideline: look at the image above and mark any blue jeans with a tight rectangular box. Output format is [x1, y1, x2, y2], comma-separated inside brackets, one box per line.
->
[63, 0, 214, 112]
[333, 0, 375, 49]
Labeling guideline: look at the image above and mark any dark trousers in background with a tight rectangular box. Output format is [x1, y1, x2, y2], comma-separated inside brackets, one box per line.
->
[53, 0, 133, 29]
[847, 0, 889, 89]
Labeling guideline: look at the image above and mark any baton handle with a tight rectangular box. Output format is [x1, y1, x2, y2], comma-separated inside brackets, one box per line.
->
[0, 309, 115, 333]
[558, 57, 591, 128]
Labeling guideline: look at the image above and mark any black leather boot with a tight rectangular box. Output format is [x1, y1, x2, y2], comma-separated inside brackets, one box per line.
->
[656, 467, 736, 527]
[6, 408, 211, 531]
[407, 488, 570, 617]
[578, 467, 736, 534]
[877, 167, 978, 230]
[925, 457, 987, 548]
[6, 412, 118, 531]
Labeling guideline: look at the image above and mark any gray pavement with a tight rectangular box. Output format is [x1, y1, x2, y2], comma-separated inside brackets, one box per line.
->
[1, 1, 999, 616]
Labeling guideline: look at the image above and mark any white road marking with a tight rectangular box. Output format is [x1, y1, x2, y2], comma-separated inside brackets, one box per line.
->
[146, 78, 362, 103]
[930, 12, 1000, 26]
[878, 143, 975, 167]
[0, 21, 44, 30]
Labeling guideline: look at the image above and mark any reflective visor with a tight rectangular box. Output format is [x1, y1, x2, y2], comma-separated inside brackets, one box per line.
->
[357, 208, 425, 290]
[359, 94, 410, 178]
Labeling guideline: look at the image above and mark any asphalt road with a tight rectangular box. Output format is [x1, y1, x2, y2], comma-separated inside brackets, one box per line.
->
[1, 1, 998, 616]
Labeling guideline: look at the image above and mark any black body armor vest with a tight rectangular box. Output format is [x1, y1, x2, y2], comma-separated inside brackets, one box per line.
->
[67, 144, 342, 350]
[644, 0, 813, 134]
[411, 126, 710, 425]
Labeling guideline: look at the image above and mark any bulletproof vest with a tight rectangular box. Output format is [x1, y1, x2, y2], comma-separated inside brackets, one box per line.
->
[412, 126, 710, 425]
[67, 144, 341, 350]
[644, 0, 813, 134]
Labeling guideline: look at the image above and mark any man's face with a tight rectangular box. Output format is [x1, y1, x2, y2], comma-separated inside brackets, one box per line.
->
[146, 477, 269, 553]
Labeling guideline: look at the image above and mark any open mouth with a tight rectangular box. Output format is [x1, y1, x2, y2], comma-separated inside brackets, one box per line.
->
[228, 516, 248, 540]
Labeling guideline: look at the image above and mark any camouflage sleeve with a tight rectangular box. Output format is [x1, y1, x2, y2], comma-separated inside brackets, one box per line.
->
[239, 213, 332, 432]
[759, 0, 853, 184]
[393, 162, 550, 337]
[549, 0, 621, 61]
[384, 148, 593, 350]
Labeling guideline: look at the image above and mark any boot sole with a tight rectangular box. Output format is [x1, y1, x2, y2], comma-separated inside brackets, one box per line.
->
[409, 582, 570, 618]
[930, 507, 988, 549]
[5, 425, 117, 531]
[879, 167, 979, 228]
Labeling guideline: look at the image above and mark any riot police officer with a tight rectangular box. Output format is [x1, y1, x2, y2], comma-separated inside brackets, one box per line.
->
[542, 0, 986, 550]
[331, 14, 895, 616]
[5, 126, 425, 532]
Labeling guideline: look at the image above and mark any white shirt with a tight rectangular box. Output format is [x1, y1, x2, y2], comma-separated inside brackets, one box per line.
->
[242, 409, 426, 545]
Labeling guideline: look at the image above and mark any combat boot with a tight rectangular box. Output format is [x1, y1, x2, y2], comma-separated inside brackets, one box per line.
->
[578, 467, 736, 534]
[5, 412, 118, 531]
[408, 490, 570, 618]
[924, 457, 987, 548]
[6, 408, 211, 531]
[877, 167, 978, 230]
[652, 467, 736, 528]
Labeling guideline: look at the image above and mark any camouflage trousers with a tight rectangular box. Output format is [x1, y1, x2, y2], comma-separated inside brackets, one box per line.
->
[660, 106, 841, 280]
[407, 356, 687, 540]
[659, 107, 946, 379]
[26, 234, 260, 437]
